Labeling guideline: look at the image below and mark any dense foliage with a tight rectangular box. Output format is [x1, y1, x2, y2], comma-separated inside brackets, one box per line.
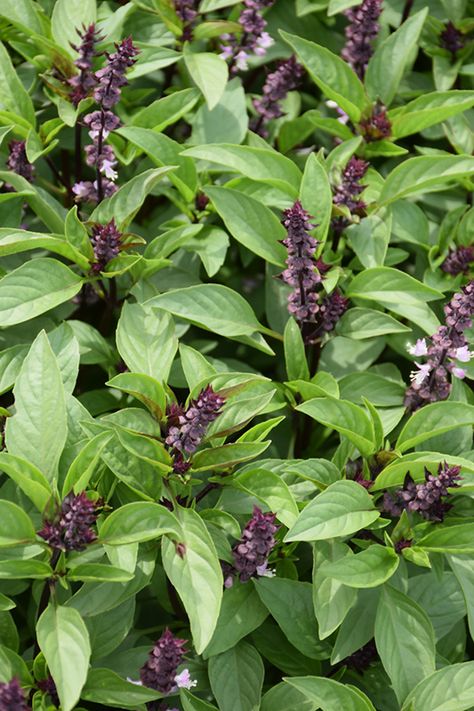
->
[0, 0, 473, 709]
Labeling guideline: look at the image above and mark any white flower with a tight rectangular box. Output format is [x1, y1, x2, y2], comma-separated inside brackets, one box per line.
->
[408, 338, 428, 357]
[455, 345, 472, 362]
[235, 50, 249, 71]
[452, 367, 466, 379]
[126, 677, 143, 686]
[219, 45, 233, 61]
[101, 160, 118, 180]
[325, 99, 349, 125]
[256, 562, 275, 578]
[174, 668, 197, 690]
[410, 362, 431, 385]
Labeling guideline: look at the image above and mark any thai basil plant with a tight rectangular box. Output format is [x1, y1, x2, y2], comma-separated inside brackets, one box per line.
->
[0, 0, 474, 709]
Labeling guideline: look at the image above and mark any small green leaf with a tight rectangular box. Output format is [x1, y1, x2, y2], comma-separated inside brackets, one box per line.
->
[418, 524, 474, 554]
[321, 545, 399, 588]
[106, 372, 167, 419]
[99, 503, 180, 545]
[0, 501, 36, 546]
[284, 676, 376, 710]
[379, 156, 474, 204]
[82, 668, 162, 708]
[183, 45, 228, 110]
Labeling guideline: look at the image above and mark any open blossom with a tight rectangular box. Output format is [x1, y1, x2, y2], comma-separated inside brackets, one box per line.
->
[252, 56, 304, 133]
[6, 140, 34, 182]
[405, 281, 474, 410]
[281, 201, 320, 322]
[0, 678, 29, 711]
[90, 219, 122, 272]
[165, 386, 225, 470]
[220, 1, 274, 73]
[140, 629, 194, 694]
[383, 462, 462, 522]
[441, 246, 474, 276]
[38, 492, 102, 552]
[341, 0, 383, 79]
[231, 506, 278, 583]
[68, 24, 102, 105]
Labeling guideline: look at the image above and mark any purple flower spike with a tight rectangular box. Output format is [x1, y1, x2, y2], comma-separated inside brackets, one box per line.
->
[6, 141, 35, 182]
[359, 102, 392, 142]
[0, 678, 29, 711]
[90, 219, 122, 272]
[68, 24, 102, 105]
[341, 0, 383, 80]
[232, 506, 278, 582]
[140, 629, 187, 694]
[440, 21, 466, 59]
[441, 246, 474, 276]
[165, 387, 225, 473]
[252, 56, 304, 133]
[38, 492, 102, 552]
[404, 281, 474, 410]
[333, 157, 369, 213]
[383, 462, 462, 522]
[281, 201, 320, 322]
[174, 0, 200, 40]
[319, 290, 349, 332]
[220, 0, 274, 73]
[94, 37, 139, 109]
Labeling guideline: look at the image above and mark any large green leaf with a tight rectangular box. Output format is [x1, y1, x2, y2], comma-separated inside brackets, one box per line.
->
[365, 9, 427, 106]
[389, 91, 474, 139]
[0, 452, 51, 511]
[401, 662, 474, 711]
[396, 402, 474, 452]
[0, 228, 89, 269]
[284, 676, 376, 711]
[162, 507, 223, 653]
[183, 46, 228, 110]
[205, 186, 286, 266]
[418, 524, 474, 554]
[299, 153, 333, 244]
[232, 468, 299, 528]
[0, 258, 82, 327]
[0, 173, 66, 232]
[375, 586, 436, 704]
[5, 331, 67, 481]
[347, 267, 441, 305]
[379, 156, 474, 204]
[208, 641, 264, 711]
[0, 501, 36, 546]
[132, 88, 200, 130]
[296, 398, 376, 457]
[81, 668, 162, 708]
[281, 31, 367, 122]
[37, 604, 91, 711]
[285, 480, 379, 542]
[0, 41, 35, 126]
[312, 541, 357, 640]
[51, 0, 96, 53]
[99, 503, 179, 545]
[321, 545, 399, 588]
[186, 144, 301, 197]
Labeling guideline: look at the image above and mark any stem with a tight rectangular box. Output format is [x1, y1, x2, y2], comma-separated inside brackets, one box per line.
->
[44, 156, 70, 192]
[75, 123, 82, 182]
[400, 0, 414, 24]
[96, 108, 105, 204]
[194, 482, 219, 505]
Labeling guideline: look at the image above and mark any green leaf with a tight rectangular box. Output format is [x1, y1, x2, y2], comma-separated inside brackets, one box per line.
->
[82, 668, 162, 708]
[337, 308, 410, 340]
[418, 524, 474, 554]
[0, 452, 52, 511]
[347, 210, 391, 268]
[448, 555, 474, 642]
[208, 641, 264, 711]
[62, 431, 113, 497]
[379, 156, 474, 204]
[0, 173, 66, 232]
[5, 331, 67, 481]
[284, 676, 376, 711]
[299, 153, 333, 244]
[116, 302, 178, 381]
[37, 604, 91, 711]
[0, 41, 35, 126]
[284, 318, 310, 381]
[146, 284, 265, 338]
[0, 501, 36, 546]
[0, 258, 82, 327]
[255, 577, 329, 660]
[106, 372, 167, 419]
[51, 0, 96, 53]
[233, 468, 299, 528]
[90, 168, 175, 228]
[261, 683, 317, 711]
[389, 91, 474, 139]
[321, 545, 399, 588]
[401, 662, 474, 711]
[204, 186, 287, 266]
[0, 560, 52, 579]
[204, 582, 268, 658]
[313, 541, 357, 640]
[295, 397, 376, 457]
[0, 228, 89, 269]
[183, 45, 228, 110]
[347, 267, 441, 305]
[375, 586, 436, 704]
[99, 503, 179, 545]
[396, 402, 474, 452]
[0, 0, 45, 35]
[281, 31, 367, 122]
[191, 441, 271, 471]
[162, 507, 223, 653]
[285, 480, 379, 542]
[192, 77, 248, 145]
[185, 144, 301, 197]
[372, 453, 474, 491]
[116, 127, 197, 202]
[365, 9, 427, 106]
[132, 87, 200, 130]
[67, 564, 133, 583]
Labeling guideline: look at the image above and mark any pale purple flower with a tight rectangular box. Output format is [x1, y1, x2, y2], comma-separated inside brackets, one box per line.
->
[452, 367, 466, 379]
[455, 345, 472, 362]
[252, 56, 304, 132]
[220, 0, 274, 73]
[68, 24, 102, 105]
[90, 219, 122, 272]
[409, 362, 431, 386]
[408, 338, 428, 357]
[174, 669, 197, 690]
